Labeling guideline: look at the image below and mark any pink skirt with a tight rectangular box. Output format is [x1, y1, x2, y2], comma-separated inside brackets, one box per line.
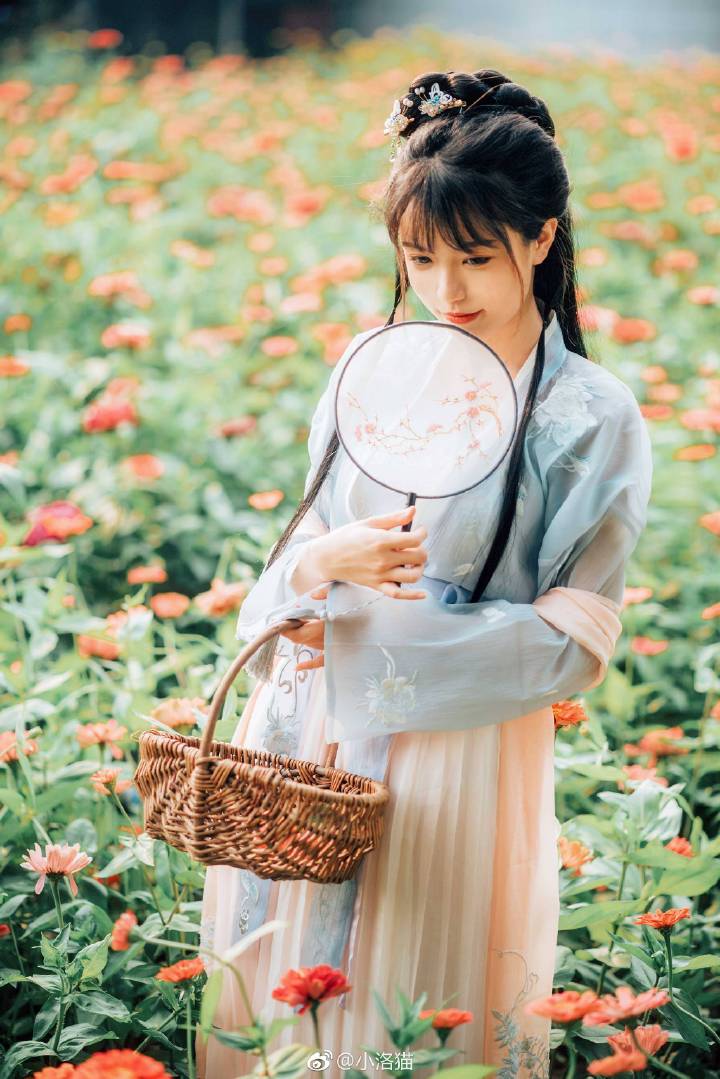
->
[196, 662, 559, 1079]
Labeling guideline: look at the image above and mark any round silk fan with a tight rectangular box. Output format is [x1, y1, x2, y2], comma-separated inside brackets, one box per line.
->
[334, 320, 519, 533]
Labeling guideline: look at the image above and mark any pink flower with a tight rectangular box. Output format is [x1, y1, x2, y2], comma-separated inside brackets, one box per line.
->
[21, 841, 92, 897]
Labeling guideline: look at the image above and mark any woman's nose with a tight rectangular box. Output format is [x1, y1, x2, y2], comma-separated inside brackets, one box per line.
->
[436, 270, 466, 306]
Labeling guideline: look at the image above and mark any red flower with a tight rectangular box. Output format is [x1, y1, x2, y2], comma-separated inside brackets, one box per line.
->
[111, 910, 138, 951]
[588, 1047, 648, 1075]
[150, 592, 190, 618]
[418, 1007, 473, 1030]
[582, 986, 670, 1027]
[665, 836, 693, 857]
[83, 395, 138, 433]
[87, 29, 124, 49]
[635, 907, 690, 931]
[552, 700, 588, 730]
[271, 964, 352, 1015]
[0, 924, 10, 938]
[22, 500, 93, 546]
[155, 957, 205, 983]
[525, 989, 598, 1023]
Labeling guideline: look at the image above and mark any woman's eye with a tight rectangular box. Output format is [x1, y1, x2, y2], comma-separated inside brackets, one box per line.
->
[408, 256, 491, 266]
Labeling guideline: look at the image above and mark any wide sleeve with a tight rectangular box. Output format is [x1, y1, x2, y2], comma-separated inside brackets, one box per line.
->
[234, 333, 367, 680]
[323, 384, 653, 742]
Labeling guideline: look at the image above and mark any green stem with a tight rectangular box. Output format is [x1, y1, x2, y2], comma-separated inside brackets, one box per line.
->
[310, 1004, 322, 1051]
[51, 994, 67, 1054]
[9, 921, 26, 975]
[48, 878, 65, 931]
[596, 860, 628, 995]
[135, 1007, 181, 1053]
[663, 931, 674, 1000]
[111, 790, 167, 926]
[186, 989, 196, 1079]
[566, 1038, 577, 1079]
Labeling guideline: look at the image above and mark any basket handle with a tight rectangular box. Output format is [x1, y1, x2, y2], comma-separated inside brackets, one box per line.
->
[197, 618, 338, 770]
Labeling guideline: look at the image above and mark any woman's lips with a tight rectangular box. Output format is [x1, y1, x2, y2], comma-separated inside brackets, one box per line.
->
[443, 310, 482, 325]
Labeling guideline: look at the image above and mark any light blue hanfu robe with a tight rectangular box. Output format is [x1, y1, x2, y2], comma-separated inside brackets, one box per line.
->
[198, 310, 653, 1073]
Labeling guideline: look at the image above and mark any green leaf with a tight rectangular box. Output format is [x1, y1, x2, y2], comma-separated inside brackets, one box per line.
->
[0, 786, 27, 816]
[0, 967, 26, 988]
[656, 858, 720, 896]
[78, 934, 110, 983]
[559, 898, 642, 930]
[436, 1068, 498, 1078]
[663, 1000, 709, 1051]
[0, 893, 28, 919]
[200, 968, 224, 1038]
[74, 990, 132, 1021]
[0, 1040, 57, 1079]
[56, 1023, 116, 1059]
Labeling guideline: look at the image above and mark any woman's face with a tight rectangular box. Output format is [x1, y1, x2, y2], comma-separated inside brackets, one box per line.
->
[397, 215, 557, 344]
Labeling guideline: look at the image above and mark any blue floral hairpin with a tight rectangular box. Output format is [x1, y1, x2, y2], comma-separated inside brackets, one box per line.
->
[383, 84, 467, 161]
[414, 82, 466, 118]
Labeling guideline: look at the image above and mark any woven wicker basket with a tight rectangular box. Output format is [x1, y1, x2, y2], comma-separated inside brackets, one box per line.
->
[133, 617, 390, 884]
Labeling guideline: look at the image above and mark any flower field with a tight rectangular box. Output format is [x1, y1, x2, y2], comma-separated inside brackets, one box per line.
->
[1, 21, 720, 1079]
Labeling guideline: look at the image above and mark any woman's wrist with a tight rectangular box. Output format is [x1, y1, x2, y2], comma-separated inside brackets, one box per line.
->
[289, 535, 334, 595]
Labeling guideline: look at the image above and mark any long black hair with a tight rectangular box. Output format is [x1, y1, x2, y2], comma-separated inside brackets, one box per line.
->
[264, 67, 590, 603]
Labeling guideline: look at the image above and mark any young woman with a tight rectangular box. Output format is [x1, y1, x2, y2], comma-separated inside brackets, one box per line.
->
[197, 68, 653, 1078]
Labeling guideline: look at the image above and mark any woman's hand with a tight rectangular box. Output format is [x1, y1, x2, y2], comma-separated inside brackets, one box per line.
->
[301, 504, 429, 599]
[280, 586, 328, 671]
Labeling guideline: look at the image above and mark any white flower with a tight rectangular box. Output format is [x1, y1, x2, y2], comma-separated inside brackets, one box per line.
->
[530, 373, 599, 447]
[363, 646, 418, 729]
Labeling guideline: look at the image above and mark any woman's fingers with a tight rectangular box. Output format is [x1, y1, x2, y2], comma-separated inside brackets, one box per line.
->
[378, 583, 427, 600]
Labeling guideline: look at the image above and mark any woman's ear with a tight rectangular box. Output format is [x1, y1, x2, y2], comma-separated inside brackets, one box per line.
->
[533, 217, 559, 265]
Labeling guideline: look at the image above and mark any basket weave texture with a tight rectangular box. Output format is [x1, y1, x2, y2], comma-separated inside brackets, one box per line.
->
[133, 617, 390, 883]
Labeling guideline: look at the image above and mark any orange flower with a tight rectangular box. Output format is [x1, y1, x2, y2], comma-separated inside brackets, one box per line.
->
[637, 726, 687, 759]
[22, 500, 93, 546]
[701, 601, 720, 620]
[30, 1066, 77, 1078]
[611, 317, 657, 344]
[700, 510, 720, 536]
[279, 291, 323, 315]
[77, 635, 121, 661]
[631, 636, 668, 656]
[74, 1049, 170, 1077]
[216, 414, 257, 438]
[680, 409, 720, 433]
[170, 239, 215, 267]
[248, 489, 284, 510]
[76, 719, 127, 759]
[558, 836, 594, 876]
[90, 767, 133, 796]
[665, 836, 694, 857]
[272, 963, 352, 1015]
[635, 906, 690, 931]
[620, 765, 668, 789]
[418, 1007, 473, 1030]
[552, 700, 588, 730]
[194, 577, 248, 617]
[83, 395, 138, 433]
[247, 231, 275, 252]
[128, 564, 167, 584]
[101, 321, 151, 350]
[616, 178, 665, 213]
[87, 270, 150, 307]
[259, 255, 288, 276]
[609, 1023, 669, 1057]
[641, 404, 673, 422]
[121, 454, 165, 481]
[150, 697, 209, 729]
[261, 335, 298, 357]
[623, 586, 653, 606]
[525, 989, 598, 1023]
[675, 444, 716, 462]
[687, 285, 720, 306]
[155, 956, 205, 983]
[652, 249, 698, 275]
[150, 592, 190, 618]
[87, 28, 123, 49]
[0, 730, 38, 762]
[588, 1047, 648, 1075]
[0, 354, 30, 376]
[4, 312, 31, 332]
[110, 910, 138, 951]
[640, 365, 667, 383]
[21, 841, 92, 897]
[582, 986, 670, 1027]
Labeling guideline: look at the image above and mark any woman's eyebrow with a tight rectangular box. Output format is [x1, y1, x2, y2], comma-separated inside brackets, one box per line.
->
[400, 239, 498, 251]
